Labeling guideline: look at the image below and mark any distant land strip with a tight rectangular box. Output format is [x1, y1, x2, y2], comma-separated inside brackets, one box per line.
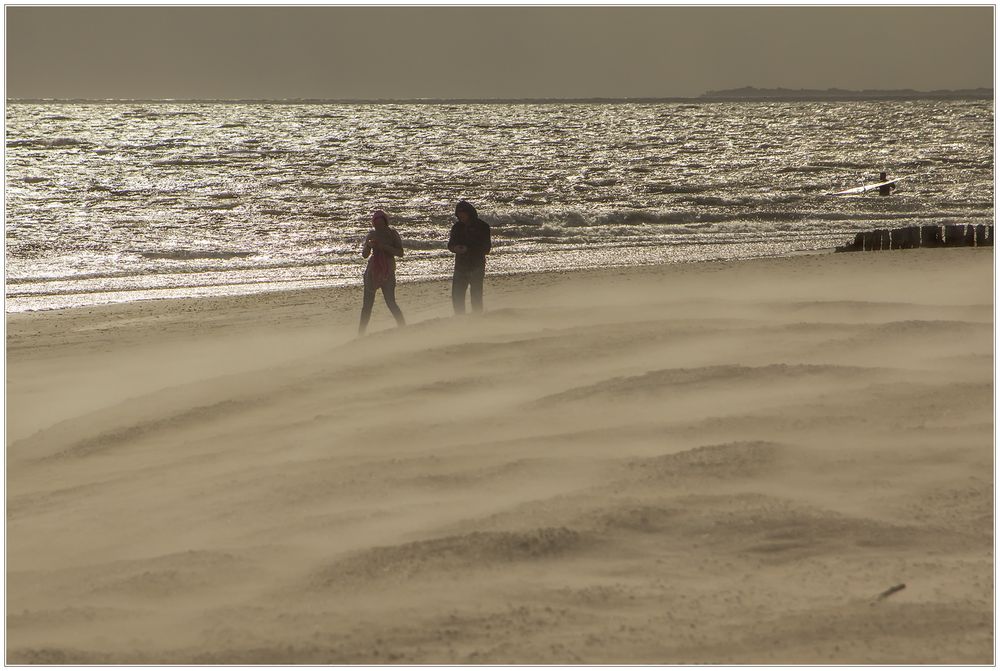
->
[6, 88, 993, 104]
[699, 86, 993, 100]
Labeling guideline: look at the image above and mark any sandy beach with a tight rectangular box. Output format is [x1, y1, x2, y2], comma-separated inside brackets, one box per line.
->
[6, 248, 994, 664]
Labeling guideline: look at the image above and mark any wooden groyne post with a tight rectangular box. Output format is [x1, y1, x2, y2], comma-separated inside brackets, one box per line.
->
[837, 224, 992, 252]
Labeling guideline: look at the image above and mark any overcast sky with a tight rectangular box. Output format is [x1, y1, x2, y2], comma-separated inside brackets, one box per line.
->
[6, 5, 995, 100]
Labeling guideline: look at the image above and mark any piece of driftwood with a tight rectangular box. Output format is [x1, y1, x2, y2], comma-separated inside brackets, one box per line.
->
[874, 583, 906, 602]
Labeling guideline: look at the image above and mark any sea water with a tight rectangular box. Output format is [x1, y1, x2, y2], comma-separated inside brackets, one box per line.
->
[5, 100, 993, 311]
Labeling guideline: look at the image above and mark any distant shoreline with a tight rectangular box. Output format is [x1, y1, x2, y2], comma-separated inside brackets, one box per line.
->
[5, 88, 993, 105]
[700, 86, 993, 101]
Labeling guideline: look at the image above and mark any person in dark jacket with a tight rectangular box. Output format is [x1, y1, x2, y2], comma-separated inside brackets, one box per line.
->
[448, 200, 492, 314]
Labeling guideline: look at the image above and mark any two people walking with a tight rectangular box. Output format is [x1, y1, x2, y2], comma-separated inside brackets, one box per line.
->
[358, 201, 492, 335]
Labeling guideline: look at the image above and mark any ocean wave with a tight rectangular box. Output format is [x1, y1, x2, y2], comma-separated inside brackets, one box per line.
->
[811, 210, 979, 223]
[583, 178, 619, 187]
[184, 202, 241, 211]
[489, 206, 988, 232]
[777, 166, 831, 174]
[678, 194, 807, 206]
[949, 200, 995, 210]
[138, 250, 255, 260]
[490, 208, 811, 230]
[132, 138, 193, 151]
[121, 110, 203, 120]
[809, 160, 869, 169]
[400, 238, 447, 251]
[496, 225, 567, 239]
[7, 137, 89, 149]
[643, 183, 710, 194]
[930, 156, 983, 165]
[152, 158, 228, 167]
[300, 180, 344, 190]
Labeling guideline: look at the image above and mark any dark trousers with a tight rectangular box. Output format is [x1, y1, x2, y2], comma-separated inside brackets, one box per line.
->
[452, 262, 485, 314]
[359, 278, 405, 334]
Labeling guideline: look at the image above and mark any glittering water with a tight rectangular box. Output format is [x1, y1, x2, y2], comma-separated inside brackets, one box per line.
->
[5, 100, 993, 311]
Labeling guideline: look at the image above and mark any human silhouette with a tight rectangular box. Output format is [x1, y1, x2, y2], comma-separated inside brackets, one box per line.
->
[878, 171, 897, 197]
[448, 200, 492, 314]
[359, 209, 406, 335]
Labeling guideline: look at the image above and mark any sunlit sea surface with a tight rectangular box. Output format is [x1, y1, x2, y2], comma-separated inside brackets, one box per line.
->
[5, 100, 993, 311]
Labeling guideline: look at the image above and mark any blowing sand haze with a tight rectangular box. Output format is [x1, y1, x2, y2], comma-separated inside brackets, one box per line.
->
[6, 248, 993, 664]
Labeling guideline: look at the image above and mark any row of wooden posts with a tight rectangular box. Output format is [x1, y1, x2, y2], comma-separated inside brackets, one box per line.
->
[836, 224, 994, 252]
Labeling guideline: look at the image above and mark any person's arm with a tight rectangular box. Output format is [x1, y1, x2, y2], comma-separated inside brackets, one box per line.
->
[385, 229, 404, 258]
[482, 222, 492, 256]
[448, 223, 466, 254]
[361, 233, 373, 258]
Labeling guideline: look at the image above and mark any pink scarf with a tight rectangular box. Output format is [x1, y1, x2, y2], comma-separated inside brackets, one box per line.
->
[368, 247, 392, 288]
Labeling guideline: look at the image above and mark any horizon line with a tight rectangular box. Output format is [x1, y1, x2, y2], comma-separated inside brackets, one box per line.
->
[7, 87, 993, 105]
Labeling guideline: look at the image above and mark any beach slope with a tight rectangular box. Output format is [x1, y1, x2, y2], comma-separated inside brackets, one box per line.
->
[6, 248, 994, 664]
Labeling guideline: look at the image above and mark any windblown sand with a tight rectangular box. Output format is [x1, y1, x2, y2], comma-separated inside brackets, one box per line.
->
[6, 249, 993, 664]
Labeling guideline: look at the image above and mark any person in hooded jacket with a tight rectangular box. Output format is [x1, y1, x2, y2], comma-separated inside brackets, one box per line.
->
[359, 209, 406, 335]
[448, 200, 492, 314]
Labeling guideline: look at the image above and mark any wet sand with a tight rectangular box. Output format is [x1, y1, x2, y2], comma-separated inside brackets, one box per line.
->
[6, 248, 994, 664]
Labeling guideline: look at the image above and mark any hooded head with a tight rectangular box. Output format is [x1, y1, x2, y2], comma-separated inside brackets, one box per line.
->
[371, 209, 389, 229]
[455, 200, 477, 222]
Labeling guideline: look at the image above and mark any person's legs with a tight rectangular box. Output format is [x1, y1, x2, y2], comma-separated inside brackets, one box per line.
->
[452, 266, 470, 315]
[382, 281, 406, 327]
[469, 263, 486, 314]
[358, 281, 376, 334]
